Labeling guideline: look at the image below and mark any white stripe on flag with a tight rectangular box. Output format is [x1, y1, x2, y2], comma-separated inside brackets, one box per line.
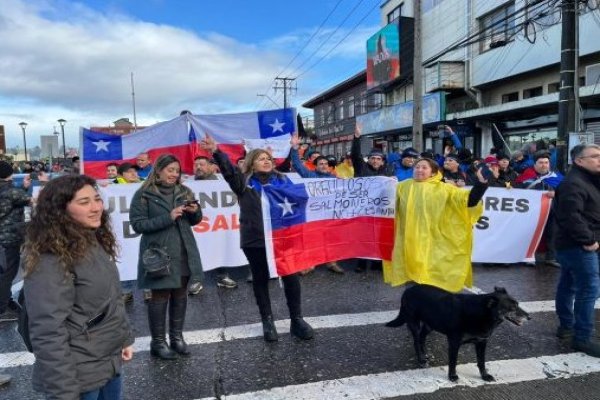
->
[121, 116, 190, 158]
[190, 113, 260, 142]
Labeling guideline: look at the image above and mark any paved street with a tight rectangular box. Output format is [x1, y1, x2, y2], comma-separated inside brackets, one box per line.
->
[2, 261, 600, 399]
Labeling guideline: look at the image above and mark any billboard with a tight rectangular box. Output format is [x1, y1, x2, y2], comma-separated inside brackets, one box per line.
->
[366, 18, 414, 90]
[367, 24, 400, 90]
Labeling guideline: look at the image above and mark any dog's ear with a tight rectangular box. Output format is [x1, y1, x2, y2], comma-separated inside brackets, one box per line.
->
[487, 297, 499, 308]
[494, 287, 507, 294]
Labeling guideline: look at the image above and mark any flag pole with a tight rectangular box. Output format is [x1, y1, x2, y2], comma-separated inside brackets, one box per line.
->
[131, 72, 138, 132]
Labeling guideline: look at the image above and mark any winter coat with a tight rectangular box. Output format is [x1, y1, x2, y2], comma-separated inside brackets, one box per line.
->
[391, 162, 414, 182]
[213, 150, 291, 248]
[488, 167, 519, 188]
[514, 167, 563, 190]
[351, 137, 394, 178]
[129, 183, 203, 289]
[0, 180, 30, 246]
[25, 246, 134, 400]
[554, 165, 600, 250]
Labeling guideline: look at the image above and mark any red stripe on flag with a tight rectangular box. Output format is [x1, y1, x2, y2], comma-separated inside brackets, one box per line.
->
[82, 143, 198, 179]
[271, 216, 395, 276]
[525, 193, 552, 259]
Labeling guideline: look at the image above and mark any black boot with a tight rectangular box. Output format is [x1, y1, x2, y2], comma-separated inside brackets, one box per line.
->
[148, 299, 177, 359]
[282, 274, 313, 340]
[169, 296, 190, 356]
[262, 315, 279, 342]
[290, 317, 314, 340]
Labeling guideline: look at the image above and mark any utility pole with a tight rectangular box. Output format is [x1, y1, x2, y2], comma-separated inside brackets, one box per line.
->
[274, 77, 296, 109]
[131, 72, 138, 131]
[412, 0, 423, 152]
[557, 0, 577, 173]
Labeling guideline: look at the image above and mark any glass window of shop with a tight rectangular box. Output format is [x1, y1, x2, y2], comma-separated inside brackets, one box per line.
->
[505, 129, 557, 153]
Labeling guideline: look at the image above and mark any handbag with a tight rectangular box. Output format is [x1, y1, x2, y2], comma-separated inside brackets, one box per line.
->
[142, 244, 171, 278]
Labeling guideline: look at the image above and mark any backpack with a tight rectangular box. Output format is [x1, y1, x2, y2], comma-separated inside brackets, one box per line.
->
[17, 288, 32, 352]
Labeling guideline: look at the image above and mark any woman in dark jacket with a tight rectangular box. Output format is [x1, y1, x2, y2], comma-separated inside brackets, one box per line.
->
[129, 154, 203, 359]
[23, 175, 134, 400]
[201, 135, 314, 342]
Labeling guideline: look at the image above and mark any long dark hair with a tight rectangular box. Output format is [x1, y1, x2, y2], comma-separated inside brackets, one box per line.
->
[23, 175, 117, 276]
[141, 153, 182, 191]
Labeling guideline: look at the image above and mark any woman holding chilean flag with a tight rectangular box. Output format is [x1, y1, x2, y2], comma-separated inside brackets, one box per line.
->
[200, 135, 314, 343]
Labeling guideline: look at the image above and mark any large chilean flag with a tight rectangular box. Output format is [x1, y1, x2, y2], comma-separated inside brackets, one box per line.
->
[261, 177, 396, 277]
[80, 115, 193, 178]
[81, 108, 296, 178]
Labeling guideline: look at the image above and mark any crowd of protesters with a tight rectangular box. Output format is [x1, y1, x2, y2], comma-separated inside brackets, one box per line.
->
[0, 123, 598, 398]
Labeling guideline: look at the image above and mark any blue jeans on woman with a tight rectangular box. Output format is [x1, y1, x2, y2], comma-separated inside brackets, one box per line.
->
[555, 247, 600, 342]
[80, 374, 122, 400]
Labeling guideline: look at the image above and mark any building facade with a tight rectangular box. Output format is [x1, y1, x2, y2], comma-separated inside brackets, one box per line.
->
[304, 0, 600, 163]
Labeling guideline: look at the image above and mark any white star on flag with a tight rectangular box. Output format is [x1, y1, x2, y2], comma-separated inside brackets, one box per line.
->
[92, 140, 110, 152]
[269, 118, 286, 133]
[278, 197, 296, 216]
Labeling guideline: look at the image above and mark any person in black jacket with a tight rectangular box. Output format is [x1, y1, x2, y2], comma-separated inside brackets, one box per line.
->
[554, 144, 600, 357]
[351, 124, 394, 178]
[201, 135, 314, 342]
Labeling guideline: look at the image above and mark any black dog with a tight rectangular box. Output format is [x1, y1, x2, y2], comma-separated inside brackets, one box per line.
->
[386, 284, 530, 382]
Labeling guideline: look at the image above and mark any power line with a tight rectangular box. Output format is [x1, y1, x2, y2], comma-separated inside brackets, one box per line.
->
[287, 0, 368, 78]
[277, 0, 345, 78]
[296, 0, 380, 78]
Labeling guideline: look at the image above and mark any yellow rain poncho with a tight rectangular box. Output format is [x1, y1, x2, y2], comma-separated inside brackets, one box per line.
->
[383, 172, 483, 293]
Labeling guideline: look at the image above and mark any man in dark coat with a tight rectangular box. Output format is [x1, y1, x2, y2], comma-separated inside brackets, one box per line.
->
[351, 125, 394, 178]
[0, 161, 31, 322]
[554, 144, 600, 357]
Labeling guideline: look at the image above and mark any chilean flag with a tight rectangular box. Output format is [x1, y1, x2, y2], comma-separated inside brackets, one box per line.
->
[189, 108, 295, 162]
[81, 115, 194, 178]
[81, 108, 295, 178]
[261, 177, 396, 277]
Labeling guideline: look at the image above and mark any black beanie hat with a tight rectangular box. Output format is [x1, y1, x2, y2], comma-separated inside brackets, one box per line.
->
[0, 161, 13, 179]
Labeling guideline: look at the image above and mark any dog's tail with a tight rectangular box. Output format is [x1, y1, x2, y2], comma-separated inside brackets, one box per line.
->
[385, 312, 405, 328]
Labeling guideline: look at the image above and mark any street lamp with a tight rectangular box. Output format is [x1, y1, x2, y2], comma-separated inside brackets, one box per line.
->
[18, 122, 28, 162]
[57, 119, 67, 161]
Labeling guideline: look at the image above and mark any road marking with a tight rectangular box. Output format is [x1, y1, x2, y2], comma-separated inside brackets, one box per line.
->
[2, 299, 599, 368]
[195, 352, 600, 400]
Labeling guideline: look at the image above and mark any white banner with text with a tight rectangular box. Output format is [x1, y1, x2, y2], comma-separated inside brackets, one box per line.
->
[101, 181, 549, 280]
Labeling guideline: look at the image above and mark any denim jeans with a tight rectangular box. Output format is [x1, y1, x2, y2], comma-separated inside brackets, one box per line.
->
[80, 374, 122, 400]
[555, 247, 600, 342]
[121, 280, 135, 294]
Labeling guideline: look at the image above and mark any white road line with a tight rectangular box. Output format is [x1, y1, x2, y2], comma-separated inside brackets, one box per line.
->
[195, 352, 600, 400]
[2, 299, 599, 368]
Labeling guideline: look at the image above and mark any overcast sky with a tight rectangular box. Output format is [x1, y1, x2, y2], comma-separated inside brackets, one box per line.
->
[0, 0, 380, 148]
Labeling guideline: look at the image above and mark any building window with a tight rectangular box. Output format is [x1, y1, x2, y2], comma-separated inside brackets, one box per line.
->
[337, 100, 345, 120]
[501, 92, 519, 103]
[387, 5, 402, 24]
[479, 2, 516, 53]
[348, 96, 355, 118]
[360, 92, 368, 114]
[327, 104, 334, 123]
[523, 86, 543, 99]
[547, 82, 560, 94]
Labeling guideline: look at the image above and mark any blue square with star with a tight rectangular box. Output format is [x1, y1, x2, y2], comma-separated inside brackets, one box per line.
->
[263, 184, 308, 230]
[82, 128, 123, 161]
[257, 109, 295, 139]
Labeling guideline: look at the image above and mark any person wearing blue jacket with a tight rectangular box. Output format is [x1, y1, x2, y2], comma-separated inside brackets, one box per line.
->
[392, 148, 419, 181]
[290, 134, 335, 179]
